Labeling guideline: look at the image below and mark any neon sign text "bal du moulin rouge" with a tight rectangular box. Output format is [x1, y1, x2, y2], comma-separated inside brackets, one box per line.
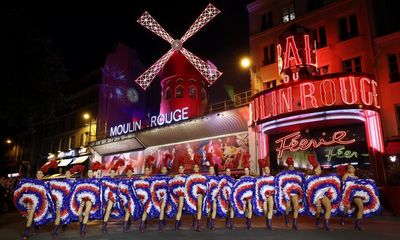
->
[252, 75, 380, 122]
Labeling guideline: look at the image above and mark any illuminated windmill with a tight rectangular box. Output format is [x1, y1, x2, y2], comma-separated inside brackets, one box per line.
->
[135, 3, 223, 90]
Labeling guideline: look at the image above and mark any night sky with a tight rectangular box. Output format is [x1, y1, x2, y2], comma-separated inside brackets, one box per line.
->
[18, 0, 253, 102]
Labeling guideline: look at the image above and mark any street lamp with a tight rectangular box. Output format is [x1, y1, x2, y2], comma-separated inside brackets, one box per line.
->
[240, 57, 251, 69]
[5, 139, 12, 144]
[82, 113, 91, 145]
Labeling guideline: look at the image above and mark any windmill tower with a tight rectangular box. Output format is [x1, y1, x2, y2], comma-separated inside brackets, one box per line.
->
[135, 4, 222, 118]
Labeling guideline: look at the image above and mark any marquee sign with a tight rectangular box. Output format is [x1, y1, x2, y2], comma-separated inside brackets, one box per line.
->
[251, 73, 380, 124]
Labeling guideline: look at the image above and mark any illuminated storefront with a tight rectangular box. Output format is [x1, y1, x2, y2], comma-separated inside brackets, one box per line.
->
[250, 25, 385, 184]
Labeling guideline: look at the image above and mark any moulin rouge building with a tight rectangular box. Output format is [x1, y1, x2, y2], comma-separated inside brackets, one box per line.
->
[80, 2, 387, 188]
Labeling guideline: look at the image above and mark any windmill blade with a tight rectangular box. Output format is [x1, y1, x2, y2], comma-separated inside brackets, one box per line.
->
[180, 4, 221, 44]
[137, 11, 174, 44]
[135, 49, 174, 90]
[180, 47, 222, 85]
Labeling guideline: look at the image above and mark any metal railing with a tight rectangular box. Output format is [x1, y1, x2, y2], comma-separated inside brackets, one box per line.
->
[205, 90, 252, 114]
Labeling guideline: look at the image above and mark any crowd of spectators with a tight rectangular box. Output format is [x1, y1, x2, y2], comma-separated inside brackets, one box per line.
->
[0, 177, 19, 214]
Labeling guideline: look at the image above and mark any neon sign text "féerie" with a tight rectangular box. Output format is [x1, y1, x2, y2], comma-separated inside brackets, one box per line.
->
[275, 131, 356, 158]
[324, 146, 361, 162]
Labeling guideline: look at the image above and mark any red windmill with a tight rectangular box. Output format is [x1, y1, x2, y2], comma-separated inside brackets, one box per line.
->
[135, 4, 223, 118]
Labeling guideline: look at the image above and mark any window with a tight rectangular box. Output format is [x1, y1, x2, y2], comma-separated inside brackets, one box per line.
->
[282, 3, 295, 23]
[388, 53, 400, 83]
[263, 44, 275, 65]
[338, 14, 359, 41]
[165, 87, 171, 100]
[58, 138, 63, 151]
[307, 0, 324, 11]
[261, 11, 273, 30]
[318, 65, 329, 75]
[312, 26, 327, 48]
[263, 80, 277, 90]
[80, 133, 85, 147]
[342, 57, 361, 72]
[175, 86, 184, 98]
[397, 105, 400, 133]
[70, 136, 76, 149]
[189, 85, 197, 99]
[201, 88, 207, 100]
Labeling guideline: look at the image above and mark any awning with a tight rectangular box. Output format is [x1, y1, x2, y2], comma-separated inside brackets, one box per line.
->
[71, 156, 89, 164]
[136, 106, 249, 147]
[90, 136, 145, 156]
[387, 140, 400, 155]
[89, 106, 249, 156]
[58, 159, 73, 167]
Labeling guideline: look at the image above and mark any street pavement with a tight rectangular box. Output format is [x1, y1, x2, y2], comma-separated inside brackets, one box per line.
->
[1, 211, 399, 240]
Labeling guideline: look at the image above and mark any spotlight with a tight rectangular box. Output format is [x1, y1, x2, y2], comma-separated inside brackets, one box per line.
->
[389, 155, 397, 162]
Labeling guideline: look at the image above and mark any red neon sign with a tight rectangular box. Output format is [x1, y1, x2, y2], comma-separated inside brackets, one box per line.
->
[277, 33, 318, 82]
[275, 130, 356, 158]
[251, 74, 380, 124]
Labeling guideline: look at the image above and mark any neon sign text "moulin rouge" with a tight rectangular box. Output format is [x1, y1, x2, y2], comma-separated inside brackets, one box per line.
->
[110, 107, 189, 137]
[275, 130, 356, 158]
[252, 75, 380, 123]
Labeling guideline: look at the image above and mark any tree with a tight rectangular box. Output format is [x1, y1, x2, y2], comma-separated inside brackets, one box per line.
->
[0, 9, 68, 133]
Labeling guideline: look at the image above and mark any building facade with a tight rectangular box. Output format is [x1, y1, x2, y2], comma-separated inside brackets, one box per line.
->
[247, 0, 400, 184]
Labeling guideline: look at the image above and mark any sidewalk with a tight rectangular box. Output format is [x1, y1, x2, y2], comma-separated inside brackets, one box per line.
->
[0, 211, 399, 240]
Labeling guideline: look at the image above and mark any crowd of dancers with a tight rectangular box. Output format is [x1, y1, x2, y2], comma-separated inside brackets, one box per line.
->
[13, 155, 381, 239]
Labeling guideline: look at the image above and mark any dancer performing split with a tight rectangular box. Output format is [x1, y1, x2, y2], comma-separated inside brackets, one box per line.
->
[68, 163, 101, 237]
[151, 160, 171, 232]
[231, 153, 255, 230]
[204, 163, 219, 230]
[169, 157, 187, 231]
[134, 156, 153, 233]
[339, 164, 381, 230]
[118, 165, 142, 232]
[101, 159, 124, 233]
[254, 158, 275, 230]
[217, 166, 236, 229]
[275, 157, 306, 230]
[14, 169, 55, 240]
[305, 155, 341, 231]
[185, 156, 207, 232]
[48, 163, 75, 239]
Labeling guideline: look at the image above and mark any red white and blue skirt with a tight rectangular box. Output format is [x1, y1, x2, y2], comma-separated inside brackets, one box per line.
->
[275, 171, 306, 215]
[100, 177, 124, 219]
[254, 175, 275, 216]
[14, 178, 55, 226]
[340, 177, 381, 217]
[202, 175, 220, 216]
[216, 176, 235, 217]
[184, 174, 207, 214]
[48, 179, 74, 225]
[68, 178, 101, 221]
[150, 176, 174, 218]
[304, 174, 342, 216]
[168, 174, 187, 217]
[118, 179, 142, 220]
[133, 178, 152, 218]
[231, 176, 255, 218]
